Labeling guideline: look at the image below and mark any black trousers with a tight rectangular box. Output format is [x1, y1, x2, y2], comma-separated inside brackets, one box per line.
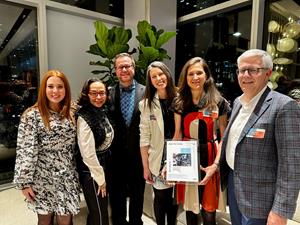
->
[153, 187, 178, 225]
[79, 172, 109, 225]
[109, 176, 145, 225]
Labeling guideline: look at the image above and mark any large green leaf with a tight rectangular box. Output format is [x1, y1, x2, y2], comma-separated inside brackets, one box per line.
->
[91, 70, 109, 74]
[94, 21, 109, 55]
[146, 30, 157, 47]
[158, 48, 171, 60]
[107, 44, 129, 59]
[87, 44, 106, 58]
[137, 20, 152, 45]
[155, 31, 176, 48]
[113, 27, 132, 45]
[140, 45, 159, 64]
[89, 59, 112, 68]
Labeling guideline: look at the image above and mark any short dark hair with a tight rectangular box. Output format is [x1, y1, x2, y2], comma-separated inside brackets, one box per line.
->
[77, 77, 108, 106]
[114, 53, 136, 69]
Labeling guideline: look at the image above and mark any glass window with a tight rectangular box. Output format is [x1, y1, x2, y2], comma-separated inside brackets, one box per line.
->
[0, 2, 39, 185]
[50, 0, 124, 18]
[177, 0, 230, 17]
[176, 5, 252, 104]
[263, 0, 300, 96]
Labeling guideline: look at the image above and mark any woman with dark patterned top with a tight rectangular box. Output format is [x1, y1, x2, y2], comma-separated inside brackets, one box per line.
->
[13, 70, 80, 225]
[139, 61, 178, 225]
[76, 78, 114, 225]
[172, 57, 230, 225]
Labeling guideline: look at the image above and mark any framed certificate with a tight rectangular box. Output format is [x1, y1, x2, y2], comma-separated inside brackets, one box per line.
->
[166, 140, 199, 182]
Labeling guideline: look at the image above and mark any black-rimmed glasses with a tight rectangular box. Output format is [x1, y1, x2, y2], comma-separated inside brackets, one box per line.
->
[236, 68, 268, 76]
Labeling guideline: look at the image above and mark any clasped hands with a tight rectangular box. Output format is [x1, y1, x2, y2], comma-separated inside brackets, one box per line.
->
[97, 183, 107, 198]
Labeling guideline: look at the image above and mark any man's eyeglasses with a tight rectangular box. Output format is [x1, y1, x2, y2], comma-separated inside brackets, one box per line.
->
[116, 65, 132, 71]
[88, 91, 106, 98]
[236, 68, 268, 76]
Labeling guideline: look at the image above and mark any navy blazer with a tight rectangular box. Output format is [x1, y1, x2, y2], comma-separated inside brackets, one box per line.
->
[109, 81, 145, 179]
[220, 87, 300, 219]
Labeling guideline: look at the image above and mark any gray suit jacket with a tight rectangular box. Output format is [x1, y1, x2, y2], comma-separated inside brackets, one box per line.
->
[220, 87, 300, 219]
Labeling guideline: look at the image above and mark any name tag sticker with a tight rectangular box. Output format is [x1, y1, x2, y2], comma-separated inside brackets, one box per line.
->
[246, 128, 265, 139]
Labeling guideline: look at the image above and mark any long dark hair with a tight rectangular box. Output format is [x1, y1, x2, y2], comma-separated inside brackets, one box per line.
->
[144, 61, 176, 109]
[177, 57, 221, 111]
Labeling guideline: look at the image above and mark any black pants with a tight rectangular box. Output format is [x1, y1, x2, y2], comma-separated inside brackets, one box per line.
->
[109, 176, 145, 225]
[153, 187, 178, 225]
[79, 172, 109, 225]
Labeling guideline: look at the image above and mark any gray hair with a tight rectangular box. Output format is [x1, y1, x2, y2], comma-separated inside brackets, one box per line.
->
[237, 49, 273, 70]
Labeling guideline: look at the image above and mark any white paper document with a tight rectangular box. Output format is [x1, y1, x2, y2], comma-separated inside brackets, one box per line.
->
[166, 140, 199, 182]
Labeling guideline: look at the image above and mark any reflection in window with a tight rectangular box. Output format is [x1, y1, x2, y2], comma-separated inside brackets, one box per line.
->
[176, 6, 252, 104]
[0, 2, 38, 185]
[264, 0, 300, 96]
[177, 0, 229, 17]
[50, 0, 124, 18]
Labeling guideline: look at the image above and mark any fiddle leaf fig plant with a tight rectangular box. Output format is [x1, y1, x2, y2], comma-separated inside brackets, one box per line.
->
[87, 20, 176, 85]
[87, 21, 135, 85]
[135, 20, 176, 84]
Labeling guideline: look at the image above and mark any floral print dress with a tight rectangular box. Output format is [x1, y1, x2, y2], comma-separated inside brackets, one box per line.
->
[13, 107, 80, 215]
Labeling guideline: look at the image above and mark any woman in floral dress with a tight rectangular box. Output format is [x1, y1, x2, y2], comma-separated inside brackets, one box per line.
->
[13, 70, 80, 225]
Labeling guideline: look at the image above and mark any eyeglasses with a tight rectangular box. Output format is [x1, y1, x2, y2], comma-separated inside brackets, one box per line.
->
[88, 91, 106, 98]
[236, 68, 268, 76]
[116, 64, 132, 71]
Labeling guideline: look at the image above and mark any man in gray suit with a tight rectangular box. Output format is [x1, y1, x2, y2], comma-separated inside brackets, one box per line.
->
[219, 49, 300, 225]
[109, 53, 145, 225]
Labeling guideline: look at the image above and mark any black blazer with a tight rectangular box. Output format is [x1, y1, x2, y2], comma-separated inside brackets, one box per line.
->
[109, 81, 145, 179]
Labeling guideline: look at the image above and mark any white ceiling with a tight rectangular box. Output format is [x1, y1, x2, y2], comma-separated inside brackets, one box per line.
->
[0, 2, 36, 63]
[0, 2, 23, 46]
[271, 0, 300, 20]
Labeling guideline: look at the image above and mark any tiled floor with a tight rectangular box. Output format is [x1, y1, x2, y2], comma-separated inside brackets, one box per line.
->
[1, 184, 299, 225]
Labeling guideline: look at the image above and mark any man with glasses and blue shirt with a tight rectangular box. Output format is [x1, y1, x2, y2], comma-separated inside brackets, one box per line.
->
[109, 53, 145, 225]
[219, 49, 300, 225]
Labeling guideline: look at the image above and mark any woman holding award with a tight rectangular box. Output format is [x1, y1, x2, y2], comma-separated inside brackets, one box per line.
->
[139, 61, 178, 225]
[172, 57, 230, 225]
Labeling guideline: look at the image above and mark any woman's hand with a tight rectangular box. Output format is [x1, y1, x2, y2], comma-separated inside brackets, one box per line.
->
[199, 163, 218, 185]
[22, 186, 35, 202]
[98, 183, 106, 198]
[144, 167, 154, 184]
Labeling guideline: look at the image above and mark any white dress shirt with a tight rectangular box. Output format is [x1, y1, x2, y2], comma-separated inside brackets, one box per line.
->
[77, 116, 114, 186]
[226, 86, 267, 169]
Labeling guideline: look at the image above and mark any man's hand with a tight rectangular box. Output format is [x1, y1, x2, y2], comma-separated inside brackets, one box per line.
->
[199, 164, 218, 185]
[267, 211, 287, 225]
